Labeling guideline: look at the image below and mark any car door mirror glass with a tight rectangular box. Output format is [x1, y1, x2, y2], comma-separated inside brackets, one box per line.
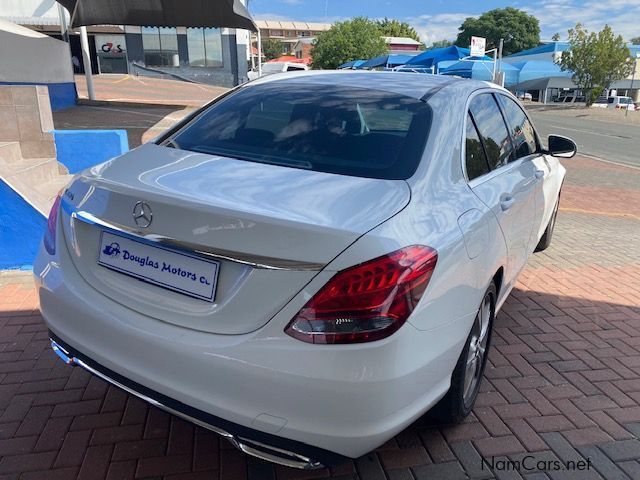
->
[547, 135, 577, 158]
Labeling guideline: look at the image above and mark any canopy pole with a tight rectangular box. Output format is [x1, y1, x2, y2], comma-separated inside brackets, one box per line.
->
[257, 29, 262, 77]
[79, 26, 95, 100]
[57, 4, 69, 42]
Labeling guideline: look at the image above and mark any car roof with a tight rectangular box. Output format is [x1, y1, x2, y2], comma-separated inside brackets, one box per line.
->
[248, 70, 499, 100]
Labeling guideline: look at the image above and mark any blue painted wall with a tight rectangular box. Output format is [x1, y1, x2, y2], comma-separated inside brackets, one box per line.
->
[53, 130, 129, 174]
[0, 82, 77, 111]
[0, 180, 46, 270]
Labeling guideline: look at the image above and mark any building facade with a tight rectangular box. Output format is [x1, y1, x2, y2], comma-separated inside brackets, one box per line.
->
[253, 20, 331, 57]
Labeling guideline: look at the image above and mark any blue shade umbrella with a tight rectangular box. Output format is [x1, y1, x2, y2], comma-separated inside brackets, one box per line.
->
[360, 54, 418, 69]
[508, 60, 572, 83]
[338, 60, 366, 69]
[406, 45, 491, 69]
[441, 61, 520, 86]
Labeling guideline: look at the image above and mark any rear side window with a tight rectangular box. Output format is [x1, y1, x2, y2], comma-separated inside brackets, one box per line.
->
[169, 82, 432, 180]
[465, 112, 490, 180]
[468, 93, 513, 170]
[496, 95, 538, 160]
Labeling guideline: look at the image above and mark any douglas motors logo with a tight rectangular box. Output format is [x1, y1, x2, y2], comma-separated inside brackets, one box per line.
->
[102, 241, 212, 286]
[102, 242, 121, 258]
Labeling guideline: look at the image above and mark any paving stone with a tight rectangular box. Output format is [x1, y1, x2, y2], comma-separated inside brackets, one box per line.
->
[575, 445, 629, 480]
[354, 454, 386, 480]
[412, 461, 467, 480]
[598, 439, 640, 462]
[451, 441, 493, 479]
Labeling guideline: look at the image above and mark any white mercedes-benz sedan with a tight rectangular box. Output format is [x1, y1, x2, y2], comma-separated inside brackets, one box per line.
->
[34, 71, 575, 469]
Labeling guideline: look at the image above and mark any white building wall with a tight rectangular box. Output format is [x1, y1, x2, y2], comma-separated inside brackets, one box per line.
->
[0, 19, 73, 84]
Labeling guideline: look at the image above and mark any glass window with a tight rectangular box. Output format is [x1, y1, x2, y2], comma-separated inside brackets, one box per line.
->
[169, 82, 432, 180]
[496, 95, 538, 160]
[142, 27, 178, 66]
[468, 94, 513, 170]
[95, 34, 128, 74]
[465, 112, 490, 180]
[187, 28, 223, 67]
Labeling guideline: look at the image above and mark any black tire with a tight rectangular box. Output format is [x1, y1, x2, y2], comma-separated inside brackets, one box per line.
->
[431, 281, 496, 424]
[535, 194, 560, 252]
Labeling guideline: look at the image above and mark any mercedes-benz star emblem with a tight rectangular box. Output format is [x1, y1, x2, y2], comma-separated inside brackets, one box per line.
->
[132, 201, 152, 229]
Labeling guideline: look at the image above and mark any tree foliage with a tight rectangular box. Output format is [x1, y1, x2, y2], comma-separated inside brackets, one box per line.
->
[631, 36, 640, 45]
[455, 7, 540, 56]
[551, 33, 561, 41]
[262, 38, 284, 61]
[311, 17, 388, 69]
[375, 17, 421, 43]
[559, 24, 633, 106]
[429, 39, 454, 49]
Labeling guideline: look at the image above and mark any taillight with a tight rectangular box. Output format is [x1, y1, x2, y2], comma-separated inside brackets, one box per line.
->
[43, 194, 62, 255]
[285, 245, 437, 344]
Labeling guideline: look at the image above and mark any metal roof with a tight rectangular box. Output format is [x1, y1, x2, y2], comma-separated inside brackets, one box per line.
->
[508, 76, 577, 91]
[255, 20, 331, 31]
[383, 36, 422, 46]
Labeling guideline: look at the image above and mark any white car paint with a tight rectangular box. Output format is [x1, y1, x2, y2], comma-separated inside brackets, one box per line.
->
[34, 71, 567, 468]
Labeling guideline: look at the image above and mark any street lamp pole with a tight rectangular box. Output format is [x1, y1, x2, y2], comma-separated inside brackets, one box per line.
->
[626, 53, 639, 118]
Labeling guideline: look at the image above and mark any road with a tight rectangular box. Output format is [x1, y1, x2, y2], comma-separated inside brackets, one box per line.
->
[529, 110, 639, 168]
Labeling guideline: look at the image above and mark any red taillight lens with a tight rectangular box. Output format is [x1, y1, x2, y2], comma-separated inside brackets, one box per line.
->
[43, 194, 62, 255]
[285, 245, 438, 344]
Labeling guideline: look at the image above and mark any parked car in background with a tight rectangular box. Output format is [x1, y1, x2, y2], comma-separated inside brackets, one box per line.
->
[516, 91, 533, 101]
[607, 96, 636, 111]
[36, 72, 575, 470]
[592, 96, 609, 108]
[248, 62, 308, 80]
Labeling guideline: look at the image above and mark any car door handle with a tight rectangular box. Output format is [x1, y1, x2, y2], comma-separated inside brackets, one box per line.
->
[500, 194, 515, 211]
[534, 170, 545, 179]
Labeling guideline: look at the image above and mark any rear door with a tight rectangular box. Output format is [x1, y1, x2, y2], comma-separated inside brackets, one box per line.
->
[464, 92, 538, 288]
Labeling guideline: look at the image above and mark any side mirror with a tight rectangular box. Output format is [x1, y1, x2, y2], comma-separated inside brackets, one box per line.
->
[547, 135, 577, 158]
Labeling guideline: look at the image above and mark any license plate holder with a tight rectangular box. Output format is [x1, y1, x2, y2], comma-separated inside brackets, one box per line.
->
[98, 231, 219, 302]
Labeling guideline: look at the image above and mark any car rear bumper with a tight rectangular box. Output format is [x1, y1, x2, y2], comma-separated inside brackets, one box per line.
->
[35, 239, 473, 460]
[48, 332, 338, 469]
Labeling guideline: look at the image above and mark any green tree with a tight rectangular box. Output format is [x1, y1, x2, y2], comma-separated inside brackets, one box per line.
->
[559, 24, 633, 106]
[429, 39, 454, 49]
[551, 33, 561, 41]
[455, 7, 540, 56]
[262, 38, 284, 61]
[375, 17, 421, 43]
[311, 17, 388, 69]
[630, 36, 640, 45]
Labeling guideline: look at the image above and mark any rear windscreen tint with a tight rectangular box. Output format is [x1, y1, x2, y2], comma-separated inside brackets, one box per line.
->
[168, 82, 431, 180]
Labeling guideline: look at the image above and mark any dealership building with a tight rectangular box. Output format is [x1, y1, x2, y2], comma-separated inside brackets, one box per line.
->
[1, 0, 251, 87]
[504, 41, 640, 102]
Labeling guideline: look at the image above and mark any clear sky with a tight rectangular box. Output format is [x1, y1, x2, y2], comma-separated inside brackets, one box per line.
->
[247, 0, 639, 44]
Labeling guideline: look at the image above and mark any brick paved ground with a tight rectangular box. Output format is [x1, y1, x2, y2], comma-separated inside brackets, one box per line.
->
[1, 155, 639, 479]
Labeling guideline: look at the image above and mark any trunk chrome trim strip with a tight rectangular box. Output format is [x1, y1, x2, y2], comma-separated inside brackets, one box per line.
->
[61, 198, 324, 271]
[50, 339, 325, 470]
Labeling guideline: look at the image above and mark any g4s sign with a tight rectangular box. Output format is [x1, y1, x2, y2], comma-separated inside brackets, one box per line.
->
[101, 42, 124, 54]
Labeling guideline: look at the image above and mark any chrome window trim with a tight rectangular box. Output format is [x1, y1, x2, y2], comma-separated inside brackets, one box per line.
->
[462, 88, 541, 187]
[493, 92, 543, 156]
[60, 198, 324, 271]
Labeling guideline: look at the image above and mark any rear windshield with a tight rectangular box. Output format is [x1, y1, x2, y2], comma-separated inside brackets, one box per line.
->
[167, 82, 431, 180]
